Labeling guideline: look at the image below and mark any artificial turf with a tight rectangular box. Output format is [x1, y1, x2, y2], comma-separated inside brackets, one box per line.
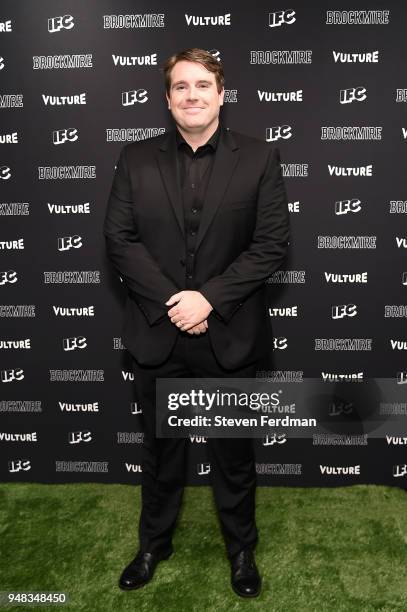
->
[1, 483, 407, 611]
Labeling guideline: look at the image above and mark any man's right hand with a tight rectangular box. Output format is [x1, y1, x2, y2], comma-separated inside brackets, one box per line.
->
[186, 319, 208, 335]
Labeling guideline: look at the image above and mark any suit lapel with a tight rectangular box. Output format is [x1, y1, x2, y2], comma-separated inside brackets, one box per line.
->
[195, 127, 239, 252]
[156, 126, 240, 249]
[156, 130, 185, 237]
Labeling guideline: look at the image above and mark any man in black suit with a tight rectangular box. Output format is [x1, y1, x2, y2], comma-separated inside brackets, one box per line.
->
[103, 48, 290, 598]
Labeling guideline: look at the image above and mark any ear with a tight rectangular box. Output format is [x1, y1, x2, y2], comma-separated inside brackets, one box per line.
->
[166, 92, 171, 109]
[219, 87, 225, 106]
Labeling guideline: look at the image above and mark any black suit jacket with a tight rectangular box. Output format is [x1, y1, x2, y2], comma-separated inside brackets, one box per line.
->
[103, 125, 290, 369]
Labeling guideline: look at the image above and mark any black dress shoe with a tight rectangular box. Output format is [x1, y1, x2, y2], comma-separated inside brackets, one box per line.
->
[230, 548, 261, 598]
[119, 549, 172, 590]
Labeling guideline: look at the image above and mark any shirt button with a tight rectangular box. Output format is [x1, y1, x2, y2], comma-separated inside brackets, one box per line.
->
[188, 251, 194, 257]
[191, 183, 195, 189]
[191, 207, 198, 214]
[187, 274, 193, 279]
[190, 230, 196, 236]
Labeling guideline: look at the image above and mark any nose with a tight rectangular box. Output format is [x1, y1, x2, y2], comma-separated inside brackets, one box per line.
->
[186, 86, 199, 100]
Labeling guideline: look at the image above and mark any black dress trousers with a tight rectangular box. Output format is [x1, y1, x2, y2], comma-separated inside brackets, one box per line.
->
[131, 329, 262, 560]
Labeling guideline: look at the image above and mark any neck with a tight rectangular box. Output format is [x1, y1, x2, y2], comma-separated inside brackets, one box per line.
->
[176, 118, 219, 152]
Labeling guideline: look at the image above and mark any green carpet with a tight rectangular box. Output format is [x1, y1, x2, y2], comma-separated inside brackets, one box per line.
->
[1, 484, 407, 611]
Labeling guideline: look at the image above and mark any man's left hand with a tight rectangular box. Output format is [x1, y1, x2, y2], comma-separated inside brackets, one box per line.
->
[165, 291, 213, 331]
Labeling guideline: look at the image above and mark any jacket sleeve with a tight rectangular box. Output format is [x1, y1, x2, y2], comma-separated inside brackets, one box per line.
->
[103, 145, 179, 326]
[199, 146, 290, 324]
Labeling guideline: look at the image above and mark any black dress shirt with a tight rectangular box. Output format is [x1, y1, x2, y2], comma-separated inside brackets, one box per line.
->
[175, 122, 221, 290]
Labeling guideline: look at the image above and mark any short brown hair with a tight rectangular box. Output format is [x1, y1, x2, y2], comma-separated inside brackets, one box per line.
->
[162, 48, 225, 94]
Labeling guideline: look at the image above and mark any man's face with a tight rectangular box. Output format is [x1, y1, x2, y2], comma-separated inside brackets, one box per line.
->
[166, 60, 224, 133]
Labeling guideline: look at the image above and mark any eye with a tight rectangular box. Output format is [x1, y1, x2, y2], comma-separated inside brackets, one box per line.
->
[176, 85, 185, 90]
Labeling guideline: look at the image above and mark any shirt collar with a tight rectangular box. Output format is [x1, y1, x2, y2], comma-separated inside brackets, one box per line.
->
[176, 121, 221, 153]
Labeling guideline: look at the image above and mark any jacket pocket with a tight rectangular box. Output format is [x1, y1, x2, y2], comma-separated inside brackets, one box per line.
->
[221, 199, 257, 211]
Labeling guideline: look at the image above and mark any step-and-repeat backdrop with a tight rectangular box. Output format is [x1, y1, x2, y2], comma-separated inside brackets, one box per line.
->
[1, 1, 406, 486]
